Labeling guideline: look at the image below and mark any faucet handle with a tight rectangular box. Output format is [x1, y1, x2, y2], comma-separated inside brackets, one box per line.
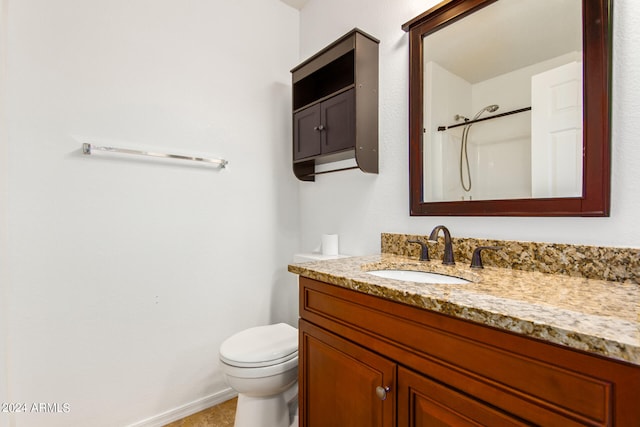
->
[407, 240, 430, 261]
[470, 246, 503, 269]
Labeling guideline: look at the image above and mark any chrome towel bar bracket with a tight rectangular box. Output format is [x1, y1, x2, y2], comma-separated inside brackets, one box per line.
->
[82, 143, 228, 168]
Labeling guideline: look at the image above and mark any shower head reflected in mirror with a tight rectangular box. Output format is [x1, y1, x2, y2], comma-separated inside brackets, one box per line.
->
[454, 104, 499, 123]
[459, 104, 500, 193]
[473, 104, 499, 120]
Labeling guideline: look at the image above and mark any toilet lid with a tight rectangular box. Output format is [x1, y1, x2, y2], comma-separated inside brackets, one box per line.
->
[219, 323, 298, 368]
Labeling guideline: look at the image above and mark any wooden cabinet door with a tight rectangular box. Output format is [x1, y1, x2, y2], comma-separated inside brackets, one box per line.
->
[398, 366, 530, 427]
[293, 103, 322, 160]
[293, 89, 355, 161]
[299, 320, 395, 427]
[321, 89, 355, 154]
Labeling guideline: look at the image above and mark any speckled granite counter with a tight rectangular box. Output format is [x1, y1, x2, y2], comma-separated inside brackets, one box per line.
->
[288, 254, 640, 366]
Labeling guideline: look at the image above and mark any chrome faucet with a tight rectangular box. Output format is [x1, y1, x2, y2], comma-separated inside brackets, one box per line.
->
[428, 225, 455, 265]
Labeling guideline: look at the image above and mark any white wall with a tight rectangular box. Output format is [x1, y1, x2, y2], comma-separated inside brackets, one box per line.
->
[298, 0, 640, 254]
[468, 61, 536, 201]
[2, 1, 299, 426]
[0, 0, 10, 425]
[423, 61, 471, 202]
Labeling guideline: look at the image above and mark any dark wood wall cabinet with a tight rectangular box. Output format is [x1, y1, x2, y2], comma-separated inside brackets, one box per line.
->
[291, 29, 379, 181]
[298, 277, 640, 426]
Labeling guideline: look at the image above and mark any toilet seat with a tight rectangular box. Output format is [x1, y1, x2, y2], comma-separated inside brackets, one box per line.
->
[220, 323, 298, 368]
[220, 354, 298, 380]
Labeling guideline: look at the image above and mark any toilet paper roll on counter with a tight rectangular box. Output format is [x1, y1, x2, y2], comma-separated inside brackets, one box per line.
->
[321, 234, 339, 256]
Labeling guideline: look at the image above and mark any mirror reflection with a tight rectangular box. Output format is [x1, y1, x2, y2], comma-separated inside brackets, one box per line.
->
[422, 0, 583, 202]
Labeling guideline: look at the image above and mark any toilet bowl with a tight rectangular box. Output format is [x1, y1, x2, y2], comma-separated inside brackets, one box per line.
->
[219, 323, 298, 427]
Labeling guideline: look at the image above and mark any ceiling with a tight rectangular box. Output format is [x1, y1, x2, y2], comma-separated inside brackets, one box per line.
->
[280, 0, 309, 10]
[424, 0, 582, 83]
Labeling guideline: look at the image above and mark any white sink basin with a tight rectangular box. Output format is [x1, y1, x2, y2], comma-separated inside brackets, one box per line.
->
[367, 269, 470, 284]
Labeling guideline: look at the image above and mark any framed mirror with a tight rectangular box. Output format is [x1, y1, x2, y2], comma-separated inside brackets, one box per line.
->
[403, 0, 611, 216]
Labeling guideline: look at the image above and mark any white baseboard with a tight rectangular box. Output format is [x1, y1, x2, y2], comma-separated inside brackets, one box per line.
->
[127, 388, 238, 427]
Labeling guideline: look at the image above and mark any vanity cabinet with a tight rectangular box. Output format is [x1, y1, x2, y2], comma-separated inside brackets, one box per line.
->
[300, 320, 394, 426]
[291, 29, 378, 181]
[300, 321, 526, 426]
[397, 366, 529, 426]
[298, 277, 640, 426]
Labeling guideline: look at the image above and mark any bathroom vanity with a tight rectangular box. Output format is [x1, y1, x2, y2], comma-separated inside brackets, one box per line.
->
[289, 240, 640, 426]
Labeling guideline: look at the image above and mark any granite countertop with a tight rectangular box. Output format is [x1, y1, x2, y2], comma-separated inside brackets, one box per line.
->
[288, 254, 640, 366]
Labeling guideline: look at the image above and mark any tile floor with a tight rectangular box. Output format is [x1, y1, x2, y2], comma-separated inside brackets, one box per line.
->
[164, 398, 237, 427]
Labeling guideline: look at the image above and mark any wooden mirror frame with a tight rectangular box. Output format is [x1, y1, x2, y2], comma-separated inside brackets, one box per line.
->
[403, 0, 612, 216]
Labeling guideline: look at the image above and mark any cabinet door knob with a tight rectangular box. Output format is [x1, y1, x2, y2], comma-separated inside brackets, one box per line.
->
[314, 124, 325, 131]
[375, 385, 390, 400]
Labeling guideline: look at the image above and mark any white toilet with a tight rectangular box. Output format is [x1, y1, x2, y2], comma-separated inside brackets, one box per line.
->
[219, 322, 299, 427]
[220, 253, 348, 426]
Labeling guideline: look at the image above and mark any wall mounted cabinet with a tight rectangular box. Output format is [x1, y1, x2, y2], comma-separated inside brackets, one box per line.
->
[291, 29, 379, 181]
